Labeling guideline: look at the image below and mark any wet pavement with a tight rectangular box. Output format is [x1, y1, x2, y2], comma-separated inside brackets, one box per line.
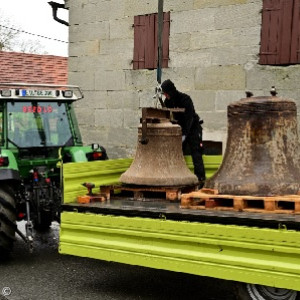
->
[0, 221, 238, 300]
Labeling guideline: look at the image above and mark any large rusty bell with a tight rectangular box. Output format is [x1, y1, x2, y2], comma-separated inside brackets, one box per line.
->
[205, 92, 300, 196]
[120, 108, 198, 186]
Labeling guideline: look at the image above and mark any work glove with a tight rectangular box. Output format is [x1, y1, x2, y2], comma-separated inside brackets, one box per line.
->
[182, 135, 186, 143]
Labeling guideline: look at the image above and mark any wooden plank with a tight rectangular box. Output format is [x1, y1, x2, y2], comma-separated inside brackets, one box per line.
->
[133, 15, 146, 69]
[146, 14, 156, 69]
[162, 11, 170, 68]
[290, 0, 300, 63]
[278, 0, 293, 64]
[99, 184, 198, 202]
[260, 0, 281, 64]
[181, 190, 300, 214]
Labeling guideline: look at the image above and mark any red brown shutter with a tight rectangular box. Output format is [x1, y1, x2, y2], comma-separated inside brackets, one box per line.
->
[133, 12, 170, 70]
[290, 0, 300, 63]
[133, 15, 146, 70]
[278, 0, 294, 64]
[260, 0, 282, 64]
[145, 13, 156, 69]
[260, 0, 300, 65]
[162, 11, 170, 68]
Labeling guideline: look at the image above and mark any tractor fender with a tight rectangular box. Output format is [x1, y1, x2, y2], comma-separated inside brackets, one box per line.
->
[0, 169, 20, 181]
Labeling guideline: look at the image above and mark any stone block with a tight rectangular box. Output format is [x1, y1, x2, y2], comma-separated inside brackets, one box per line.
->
[95, 70, 126, 91]
[69, 40, 100, 57]
[195, 65, 246, 90]
[216, 90, 247, 111]
[82, 91, 107, 109]
[232, 26, 261, 47]
[106, 127, 138, 152]
[214, 3, 261, 30]
[246, 65, 300, 91]
[74, 107, 95, 126]
[211, 46, 259, 66]
[194, 0, 247, 9]
[68, 71, 95, 90]
[190, 29, 233, 50]
[95, 109, 124, 128]
[125, 70, 157, 91]
[200, 111, 227, 130]
[100, 38, 133, 55]
[139, 90, 158, 108]
[70, 0, 125, 24]
[160, 67, 197, 91]
[169, 50, 211, 68]
[171, 9, 215, 34]
[69, 22, 109, 42]
[79, 126, 109, 147]
[79, 54, 132, 71]
[169, 33, 191, 52]
[190, 26, 259, 50]
[164, 0, 194, 12]
[76, 54, 130, 73]
[106, 91, 140, 110]
[124, 109, 140, 128]
[188, 90, 216, 112]
[110, 17, 134, 39]
[124, 0, 157, 17]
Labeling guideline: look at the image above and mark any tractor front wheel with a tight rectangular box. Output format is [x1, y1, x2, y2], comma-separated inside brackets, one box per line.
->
[0, 188, 16, 257]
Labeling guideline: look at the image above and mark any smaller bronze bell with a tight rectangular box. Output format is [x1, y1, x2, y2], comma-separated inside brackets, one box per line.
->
[120, 108, 198, 186]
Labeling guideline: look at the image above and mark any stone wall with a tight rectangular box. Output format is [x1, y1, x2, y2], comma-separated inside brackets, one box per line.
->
[67, 0, 300, 158]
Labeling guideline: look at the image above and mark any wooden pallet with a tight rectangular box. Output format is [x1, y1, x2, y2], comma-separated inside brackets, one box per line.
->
[181, 189, 300, 214]
[100, 184, 198, 202]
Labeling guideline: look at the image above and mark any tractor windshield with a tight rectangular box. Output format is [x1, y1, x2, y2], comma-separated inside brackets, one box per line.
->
[7, 102, 73, 148]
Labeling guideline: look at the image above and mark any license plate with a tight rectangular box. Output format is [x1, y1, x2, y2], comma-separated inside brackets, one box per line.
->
[21, 89, 55, 97]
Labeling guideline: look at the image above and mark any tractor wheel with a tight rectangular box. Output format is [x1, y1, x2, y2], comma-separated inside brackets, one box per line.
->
[0, 189, 16, 257]
[235, 283, 298, 300]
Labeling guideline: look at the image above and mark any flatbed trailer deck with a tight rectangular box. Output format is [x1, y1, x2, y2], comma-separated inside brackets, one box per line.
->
[59, 157, 300, 296]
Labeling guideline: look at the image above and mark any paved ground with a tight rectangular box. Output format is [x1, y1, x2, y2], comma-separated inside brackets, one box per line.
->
[0, 222, 240, 300]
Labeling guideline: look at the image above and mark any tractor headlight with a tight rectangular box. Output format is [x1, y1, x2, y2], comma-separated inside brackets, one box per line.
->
[91, 143, 100, 151]
[0, 90, 12, 97]
[62, 90, 73, 98]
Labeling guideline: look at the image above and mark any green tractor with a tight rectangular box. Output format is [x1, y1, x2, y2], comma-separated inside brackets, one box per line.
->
[0, 83, 108, 255]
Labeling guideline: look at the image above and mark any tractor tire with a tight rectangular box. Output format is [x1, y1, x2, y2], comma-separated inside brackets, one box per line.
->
[235, 283, 298, 300]
[0, 189, 16, 257]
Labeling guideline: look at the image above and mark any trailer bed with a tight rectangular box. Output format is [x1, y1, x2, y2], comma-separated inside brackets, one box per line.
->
[62, 196, 300, 230]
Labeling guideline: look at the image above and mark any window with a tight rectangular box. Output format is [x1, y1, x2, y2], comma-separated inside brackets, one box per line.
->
[133, 12, 170, 70]
[260, 0, 300, 65]
[7, 102, 73, 148]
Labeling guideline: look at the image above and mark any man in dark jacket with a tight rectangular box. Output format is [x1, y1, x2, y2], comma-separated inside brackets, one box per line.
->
[161, 79, 206, 184]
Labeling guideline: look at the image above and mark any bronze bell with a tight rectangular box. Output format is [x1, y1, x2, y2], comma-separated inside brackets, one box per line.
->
[120, 107, 198, 186]
[205, 94, 300, 196]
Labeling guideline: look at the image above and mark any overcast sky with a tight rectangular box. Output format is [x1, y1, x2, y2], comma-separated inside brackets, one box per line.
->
[0, 0, 68, 56]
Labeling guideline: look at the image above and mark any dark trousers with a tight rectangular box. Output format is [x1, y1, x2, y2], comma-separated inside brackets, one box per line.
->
[183, 123, 206, 181]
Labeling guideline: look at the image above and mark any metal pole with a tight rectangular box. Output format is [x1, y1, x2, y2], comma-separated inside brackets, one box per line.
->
[156, 0, 165, 108]
[157, 0, 163, 84]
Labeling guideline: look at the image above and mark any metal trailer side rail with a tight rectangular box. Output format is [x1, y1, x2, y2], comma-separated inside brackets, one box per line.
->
[59, 156, 300, 292]
[60, 212, 300, 292]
